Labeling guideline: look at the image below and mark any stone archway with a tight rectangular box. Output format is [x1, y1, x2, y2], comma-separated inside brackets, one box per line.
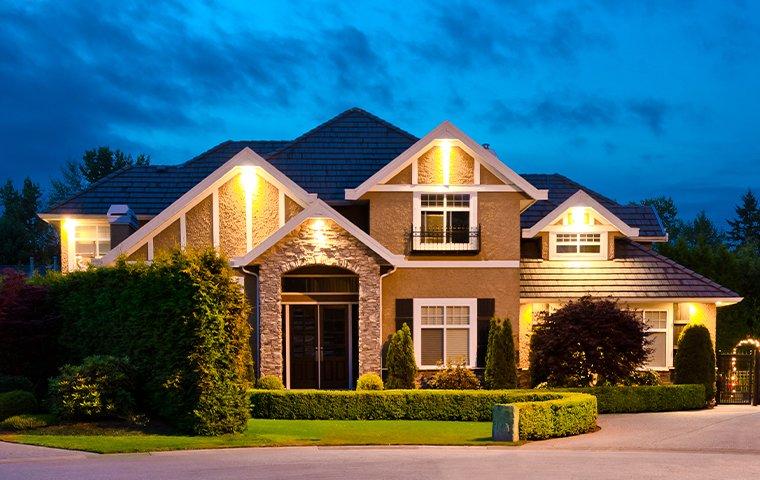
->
[252, 218, 385, 383]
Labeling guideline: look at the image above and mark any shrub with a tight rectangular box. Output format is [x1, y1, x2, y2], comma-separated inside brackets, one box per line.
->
[255, 375, 285, 390]
[385, 324, 416, 389]
[0, 374, 34, 394]
[619, 370, 661, 386]
[425, 363, 480, 390]
[510, 394, 597, 440]
[356, 373, 383, 391]
[562, 385, 705, 413]
[673, 324, 716, 402]
[38, 249, 253, 434]
[530, 296, 650, 387]
[0, 390, 37, 420]
[0, 270, 59, 386]
[0, 413, 53, 431]
[484, 318, 518, 389]
[48, 355, 136, 420]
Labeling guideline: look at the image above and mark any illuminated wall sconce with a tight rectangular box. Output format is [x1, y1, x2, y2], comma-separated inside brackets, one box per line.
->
[441, 140, 451, 185]
[570, 207, 588, 227]
[312, 218, 328, 248]
[240, 166, 258, 193]
[62, 217, 77, 234]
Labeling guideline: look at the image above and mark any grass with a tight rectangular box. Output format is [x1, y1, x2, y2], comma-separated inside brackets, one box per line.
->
[0, 419, 517, 453]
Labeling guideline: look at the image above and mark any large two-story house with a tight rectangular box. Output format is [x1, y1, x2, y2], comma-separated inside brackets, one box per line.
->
[39, 108, 741, 388]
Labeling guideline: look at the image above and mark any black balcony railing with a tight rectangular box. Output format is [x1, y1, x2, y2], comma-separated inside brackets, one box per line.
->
[407, 225, 481, 255]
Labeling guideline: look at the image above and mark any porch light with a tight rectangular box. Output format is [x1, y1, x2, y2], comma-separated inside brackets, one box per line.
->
[441, 140, 451, 185]
[312, 218, 328, 248]
[63, 217, 77, 234]
[240, 166, 258, 193]
[570, 207, 588, 227]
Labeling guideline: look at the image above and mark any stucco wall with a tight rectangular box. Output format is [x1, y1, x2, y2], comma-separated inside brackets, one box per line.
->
[417, 146, 474, 184]
[284, 195, 303, 221]
[186, 194, 213, 249]
[365, 191, 411, 254]
[153, 219, 180, 255]
[218, 174, 247, 258]
[252, 176, 280, 246]
[480, 164, 504, 185]
[127, 243, 148, 262]
[253, 218, 386, 378]
[381, 267, 521, 346]
[385, 165, 412, 184]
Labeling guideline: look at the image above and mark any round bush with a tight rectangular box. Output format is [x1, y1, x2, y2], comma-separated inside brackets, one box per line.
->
[0, 414, 52, 431]
[674, 324, 715, 402]
[48, 355, 136, 420]
[356, 373, 383, 391]
[424, 363, 480, 390]
[0, 390, 37, 420]
[256, 375, 285, 390]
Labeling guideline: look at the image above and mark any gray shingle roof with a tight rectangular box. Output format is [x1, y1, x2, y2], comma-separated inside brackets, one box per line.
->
[520, 239, 740, 299]
[41, 109, 664, 239]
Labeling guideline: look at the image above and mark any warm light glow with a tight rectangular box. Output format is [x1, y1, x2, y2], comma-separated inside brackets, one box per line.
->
[312, 218, 327, 248]
[240, 166, 258, 193]
[688, 304, 697, 316]
[62, 217, 77, 234]
[570, 207, 587, 227]
[441, 140, 451, 185]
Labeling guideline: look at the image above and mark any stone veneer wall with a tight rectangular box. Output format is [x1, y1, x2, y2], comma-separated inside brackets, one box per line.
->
[254, 218, 386, 378]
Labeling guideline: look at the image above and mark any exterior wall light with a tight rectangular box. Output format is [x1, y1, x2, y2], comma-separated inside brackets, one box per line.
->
[240, 166, 258, 193]
[311, 218, 328, 249]
[441, 140, 451, 185]
[570, 207, 587, 227]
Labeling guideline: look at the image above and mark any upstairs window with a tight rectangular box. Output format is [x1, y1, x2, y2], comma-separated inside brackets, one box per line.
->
[411, 193, 478, 253]
[549, 232, 606, 260]
[74, 224, 110, 269]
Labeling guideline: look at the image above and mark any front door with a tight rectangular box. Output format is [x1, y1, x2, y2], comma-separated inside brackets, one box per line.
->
[288, 304, 351, 389]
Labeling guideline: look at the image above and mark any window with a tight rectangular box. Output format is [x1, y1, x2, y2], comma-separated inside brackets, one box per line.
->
[74, 224, 110, 269]
[549, 232, 606, 259]
[414, 299, 477, 368]
[634, 310, 669, 368]
[417, 193, 473, 245]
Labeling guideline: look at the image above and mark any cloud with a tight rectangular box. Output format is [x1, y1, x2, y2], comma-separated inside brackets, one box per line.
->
[627, 99, 668, 135]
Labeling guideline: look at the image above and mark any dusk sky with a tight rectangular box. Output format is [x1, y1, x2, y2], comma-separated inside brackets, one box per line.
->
[1, 1, 758, 224]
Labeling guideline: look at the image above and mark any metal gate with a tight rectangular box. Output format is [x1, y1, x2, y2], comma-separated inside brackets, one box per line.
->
[716, 350, 758, 405]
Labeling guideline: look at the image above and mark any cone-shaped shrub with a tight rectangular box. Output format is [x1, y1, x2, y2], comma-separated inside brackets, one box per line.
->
[673, 324, 715, 403]
[385, 324, 417, 389]
[484, 318, 518, 389]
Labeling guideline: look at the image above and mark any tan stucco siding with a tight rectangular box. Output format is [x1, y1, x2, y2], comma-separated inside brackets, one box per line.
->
[478, 192, 522, 260]
[58, 222, 69, 273]
[153, 219, 180, 255]
[218, 174, 247, 258]
[127, 243, 148, 262]
[185, 194, 213, 249]
[385, 165, 412, 184]
[417, 146, 474, 184]
[381, 267, 520, 344]
[480, 164, 505, 185]
[284, 195, 303, 221]
[252, 177, 280, 246]
[366, 191, 412, 254]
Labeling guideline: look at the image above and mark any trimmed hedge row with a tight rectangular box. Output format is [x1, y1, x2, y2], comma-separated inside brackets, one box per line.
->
[510, 393, 597, 440]
[0, 390, 37, 420]
[251, 390, 578, 421]
[562, 385, 706, 413]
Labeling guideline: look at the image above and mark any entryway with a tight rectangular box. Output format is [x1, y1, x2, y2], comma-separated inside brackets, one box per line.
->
[716, 338, 760, 405]
[281, 265, 359, 389]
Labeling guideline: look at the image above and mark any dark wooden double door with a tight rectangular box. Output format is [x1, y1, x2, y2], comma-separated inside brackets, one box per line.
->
[288, 304, 351, 389]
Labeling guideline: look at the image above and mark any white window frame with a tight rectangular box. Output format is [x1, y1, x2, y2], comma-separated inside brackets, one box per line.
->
[637, 308, 673, 371]
[549, 231, 607, 260]
[412, 192, 478, 251]
[413, 298, 478, 369]
[73, 223, 111, 270]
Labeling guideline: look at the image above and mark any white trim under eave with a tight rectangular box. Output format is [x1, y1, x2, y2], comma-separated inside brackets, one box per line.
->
[345, 120, 548, 201]
[360, 184, 522, 193]
[522, 190, 640, 238]
[519, 296, 744, 306]
[98, 147, 315, 265]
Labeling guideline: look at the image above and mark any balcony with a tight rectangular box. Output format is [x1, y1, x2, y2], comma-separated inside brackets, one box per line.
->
[407, 225, 481, 255]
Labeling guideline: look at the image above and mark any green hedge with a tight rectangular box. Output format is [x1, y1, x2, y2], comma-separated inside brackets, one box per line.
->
[37, 250, 253, 435]
[251, 389, 578, 421]
[0, 390, 37, 420]
[562, 385, 706, 413]
[510, 393, 597, 440]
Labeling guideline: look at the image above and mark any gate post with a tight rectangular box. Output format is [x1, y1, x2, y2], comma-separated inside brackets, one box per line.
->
[753, 350, 759, 407]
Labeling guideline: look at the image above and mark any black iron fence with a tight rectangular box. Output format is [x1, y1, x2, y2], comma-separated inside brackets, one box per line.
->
[407, 225, 481, 255]
[0, 256, 59, 277]
[717, 350, 759, 405]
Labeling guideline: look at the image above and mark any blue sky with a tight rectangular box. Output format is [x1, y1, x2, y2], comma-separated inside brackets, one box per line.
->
[1, 0, 758, 224]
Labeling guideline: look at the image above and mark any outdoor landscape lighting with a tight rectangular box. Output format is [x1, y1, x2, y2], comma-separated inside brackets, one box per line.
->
[441, 139, 451, 185]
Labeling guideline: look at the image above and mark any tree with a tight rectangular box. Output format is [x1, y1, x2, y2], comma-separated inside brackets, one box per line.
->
[48, 147, 150, 207]
[385, 323, 417, 389]
[484, 318, 518, 389]
[728, 189, 760, 250]
[673, 324, 715, 403]
[529, 296, 650, 387]
[0, 178, 57, 265]
[640, 196, 683, 239]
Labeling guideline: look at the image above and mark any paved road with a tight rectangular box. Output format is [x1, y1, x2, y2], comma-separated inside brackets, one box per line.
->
[2, 405, 760, 480]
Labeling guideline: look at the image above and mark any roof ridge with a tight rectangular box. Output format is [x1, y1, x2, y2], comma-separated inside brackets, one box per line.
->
[179, 140, 235, 168]
[43, 165, 134, 213]
[265, 107, 418, 159]
[620, 239, 740, 296]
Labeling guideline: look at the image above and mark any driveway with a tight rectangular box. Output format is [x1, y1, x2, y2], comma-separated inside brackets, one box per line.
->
[2, 405, 760, 480]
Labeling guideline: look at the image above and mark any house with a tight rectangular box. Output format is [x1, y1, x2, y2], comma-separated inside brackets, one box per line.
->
[39, 108, 742, 388]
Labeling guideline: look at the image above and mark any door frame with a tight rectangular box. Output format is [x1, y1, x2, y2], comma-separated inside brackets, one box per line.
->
[284, 302, 355, 389]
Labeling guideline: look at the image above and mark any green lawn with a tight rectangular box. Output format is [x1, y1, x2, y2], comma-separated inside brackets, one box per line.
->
[0, 419, 516, 453]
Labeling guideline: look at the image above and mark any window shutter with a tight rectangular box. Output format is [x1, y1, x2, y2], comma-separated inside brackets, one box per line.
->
[476, 298, 495, 367]
[395, 299, 414, 338]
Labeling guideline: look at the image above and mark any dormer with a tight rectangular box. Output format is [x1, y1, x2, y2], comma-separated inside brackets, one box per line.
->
[521, 190, 640, 261]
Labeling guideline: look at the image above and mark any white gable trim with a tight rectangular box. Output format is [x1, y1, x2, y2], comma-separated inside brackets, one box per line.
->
[231, 199, 400, 267]
[98, 148, 315, 265]
[345, 120, 547, 201]
[522, 190, 640, 238]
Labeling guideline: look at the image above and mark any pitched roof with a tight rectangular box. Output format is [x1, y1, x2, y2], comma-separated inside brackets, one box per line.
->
[520, 239, 740, 300]
[520, 174, 666, 238]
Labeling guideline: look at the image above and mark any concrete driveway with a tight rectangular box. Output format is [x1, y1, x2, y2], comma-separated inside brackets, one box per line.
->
[2, 405, 760, 480]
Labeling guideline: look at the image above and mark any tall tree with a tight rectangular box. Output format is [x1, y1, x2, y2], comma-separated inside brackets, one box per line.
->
[0, 178, 57, 265]
[640, 196, 683, 239]
[727, 189, 760, 250]
[48, 160, 85, 207]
